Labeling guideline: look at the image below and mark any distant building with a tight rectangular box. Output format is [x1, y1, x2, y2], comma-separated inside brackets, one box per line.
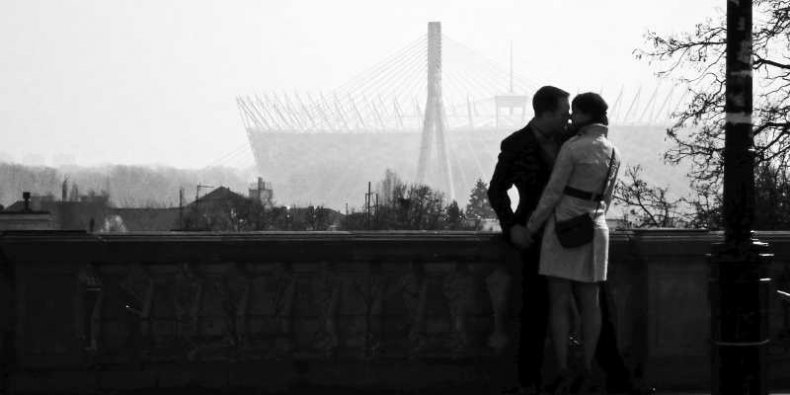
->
[0, 192, 55, 230]
[4, 188, 110, 232]
[0, 212, 55, 231]
[248, 177, 274, 209]
[181, 186, 256, 231]
[180, 186, 343, 231]
[4, 193, 57, 212]
[189, 186, 249, 211]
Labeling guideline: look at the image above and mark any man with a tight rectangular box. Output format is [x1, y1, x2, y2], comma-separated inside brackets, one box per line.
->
[488, 86, 649, 394]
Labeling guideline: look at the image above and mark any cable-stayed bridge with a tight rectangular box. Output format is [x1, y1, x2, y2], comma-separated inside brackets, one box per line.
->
[234, 22, 686, 210]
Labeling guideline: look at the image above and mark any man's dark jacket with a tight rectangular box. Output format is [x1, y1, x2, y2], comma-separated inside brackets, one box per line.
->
[487, 123, 555, 240]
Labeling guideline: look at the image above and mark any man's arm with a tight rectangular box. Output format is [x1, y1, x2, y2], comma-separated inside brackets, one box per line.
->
[487, 140, 518, 234]
[527, 143, 574, 235]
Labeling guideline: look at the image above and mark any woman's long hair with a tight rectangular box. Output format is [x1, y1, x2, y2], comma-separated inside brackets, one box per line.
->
[572, 92, 608, 126]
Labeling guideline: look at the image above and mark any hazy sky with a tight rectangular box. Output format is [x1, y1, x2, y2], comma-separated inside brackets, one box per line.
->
[0, 0, 722, 168]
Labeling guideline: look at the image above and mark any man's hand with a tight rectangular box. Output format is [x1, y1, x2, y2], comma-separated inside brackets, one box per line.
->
[523, 232, 535, 249]
[509, 224, 530, 249]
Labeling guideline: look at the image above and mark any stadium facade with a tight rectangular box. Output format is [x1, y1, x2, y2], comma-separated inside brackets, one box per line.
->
[238, 23, 684, 210]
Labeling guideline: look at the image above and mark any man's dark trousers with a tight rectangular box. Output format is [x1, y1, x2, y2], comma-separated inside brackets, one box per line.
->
[517, 243, 548, 388]
[597, 282, 634, 389]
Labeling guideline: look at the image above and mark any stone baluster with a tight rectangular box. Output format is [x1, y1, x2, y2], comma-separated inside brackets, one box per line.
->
[77, 263, 103, 357]
[175, 262, 203, 361]
[271, 262, 296, 355]
[361, 261, 386, 360]
[443, 261, 476, 358]
[120, 262, 154, 361]
[485, 263, 512, 354]
[401, 260, 428, 358]
[315, 261, 341, 359]
[223, 262, 252, 358]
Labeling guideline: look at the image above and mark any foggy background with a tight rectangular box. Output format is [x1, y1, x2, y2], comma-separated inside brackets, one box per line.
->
[0, 0, 722, 209]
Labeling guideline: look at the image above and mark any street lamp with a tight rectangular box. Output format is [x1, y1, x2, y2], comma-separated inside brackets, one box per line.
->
[709, 1, 772, 394]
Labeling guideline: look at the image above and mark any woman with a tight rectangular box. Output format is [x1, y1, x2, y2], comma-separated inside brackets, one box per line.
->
[524, 92, 620, 392]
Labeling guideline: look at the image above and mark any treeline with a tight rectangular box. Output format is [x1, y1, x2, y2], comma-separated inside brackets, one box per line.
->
[341, 170, 495, 231]
[0, 162, 252, 208]
[180, 169, 497, 232]
[180, 191, 341, 232]
[0, 162, 501, 232]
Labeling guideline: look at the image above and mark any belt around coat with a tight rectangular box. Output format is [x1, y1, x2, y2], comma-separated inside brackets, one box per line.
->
[563, 186, 603, 202]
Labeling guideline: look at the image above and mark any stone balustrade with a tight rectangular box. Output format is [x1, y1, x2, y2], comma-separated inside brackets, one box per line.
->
[0, 230, 789, 393]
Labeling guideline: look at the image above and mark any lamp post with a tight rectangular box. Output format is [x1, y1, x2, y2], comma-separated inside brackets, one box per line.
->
[710, 1, 772, 394]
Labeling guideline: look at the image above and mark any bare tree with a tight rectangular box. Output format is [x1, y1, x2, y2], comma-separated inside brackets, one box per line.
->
[614, 165, 689, 228]
[635, 0, 790, 228]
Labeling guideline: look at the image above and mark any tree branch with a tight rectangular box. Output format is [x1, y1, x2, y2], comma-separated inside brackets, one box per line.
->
[755, 55, 790, 70]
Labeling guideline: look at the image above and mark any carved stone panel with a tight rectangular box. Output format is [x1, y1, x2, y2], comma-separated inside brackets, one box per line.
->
[443, 262, 476, 357]
[648, 263, 708, 358]
[343, 262, 388, 360]
[485, 264, 512, 355]
[22, 271, 80, 366]
[400, 262, 428, 358]
[77, 263, 103, 362]
[174, 262, 204, 361]
[312, 262, 342, 359]
[118, 262, 155, 363]
[270, 262, 296, 356]
[221, 262, 253, 359]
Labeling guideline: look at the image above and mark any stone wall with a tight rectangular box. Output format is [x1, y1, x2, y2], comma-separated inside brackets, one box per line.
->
[1, 230, 789, 393]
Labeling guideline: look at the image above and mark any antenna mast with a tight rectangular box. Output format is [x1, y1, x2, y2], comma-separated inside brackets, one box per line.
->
[509, 41, 514, 93]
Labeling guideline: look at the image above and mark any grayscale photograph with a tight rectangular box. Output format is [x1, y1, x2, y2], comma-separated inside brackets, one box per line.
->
[0, 1, 789, 394]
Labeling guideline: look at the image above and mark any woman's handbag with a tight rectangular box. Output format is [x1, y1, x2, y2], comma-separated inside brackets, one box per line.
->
[554, 149, 616, 248]
[554, 213, 596, 248]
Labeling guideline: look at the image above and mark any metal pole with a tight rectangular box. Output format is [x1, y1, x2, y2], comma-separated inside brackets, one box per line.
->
[710, 1, 771, 394]
[179, 187, 184, 229]
[723, 2, 754, 240]
[366, 181, 372, 230]
[509, 41, 513, 94]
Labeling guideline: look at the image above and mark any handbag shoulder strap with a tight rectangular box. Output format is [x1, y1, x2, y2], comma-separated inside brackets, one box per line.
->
[592, 147, 617, 215]
[598, 147, 617, 196]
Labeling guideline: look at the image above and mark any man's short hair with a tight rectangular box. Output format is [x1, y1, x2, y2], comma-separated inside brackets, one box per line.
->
[532, 86, 570, 117]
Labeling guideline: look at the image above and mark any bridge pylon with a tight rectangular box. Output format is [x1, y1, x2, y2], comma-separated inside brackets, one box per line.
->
[416, 21, 455, 200]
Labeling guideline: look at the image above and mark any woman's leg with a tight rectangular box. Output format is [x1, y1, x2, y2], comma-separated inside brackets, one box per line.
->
[547, 277, 573, 372]
[573, 281, 601, 372]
